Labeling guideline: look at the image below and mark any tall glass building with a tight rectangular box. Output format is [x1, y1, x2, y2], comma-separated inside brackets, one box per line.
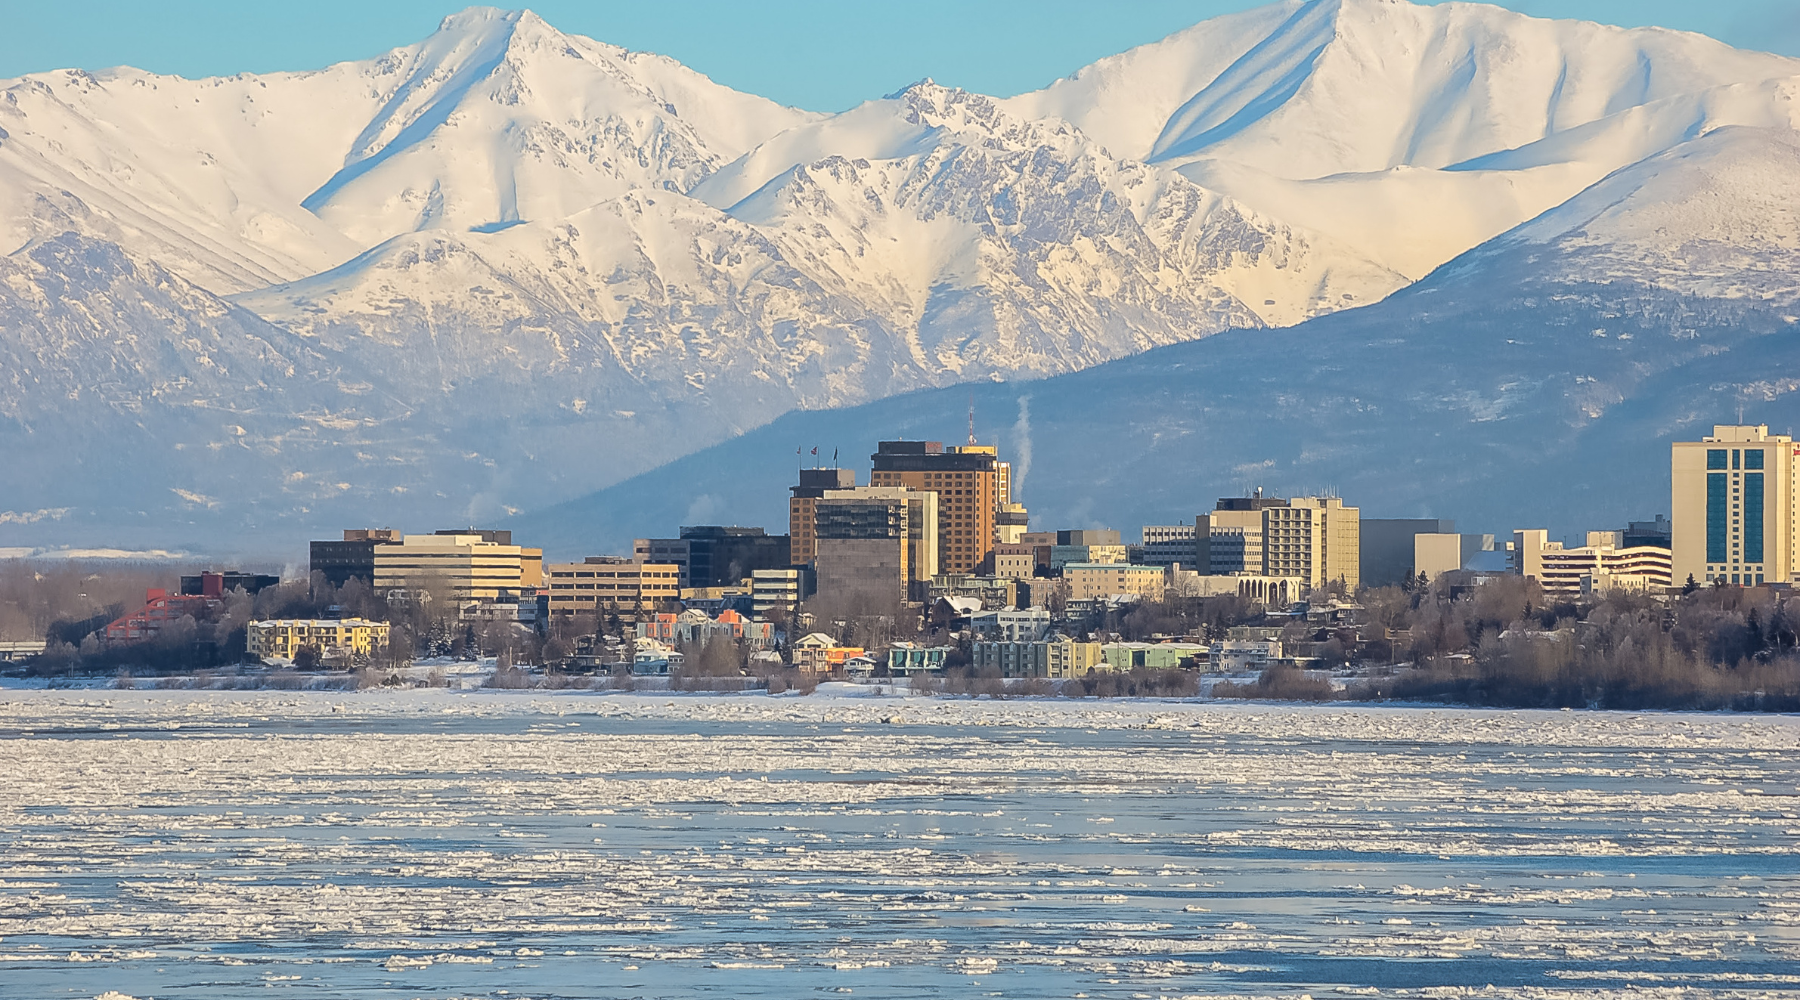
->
[1671, 425, 1796, 587]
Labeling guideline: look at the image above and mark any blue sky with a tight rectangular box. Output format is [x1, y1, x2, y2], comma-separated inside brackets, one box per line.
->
[3, 0, 1797, 111]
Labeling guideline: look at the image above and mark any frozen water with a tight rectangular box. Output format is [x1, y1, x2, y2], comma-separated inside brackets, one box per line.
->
[2, 689, 1798, 999]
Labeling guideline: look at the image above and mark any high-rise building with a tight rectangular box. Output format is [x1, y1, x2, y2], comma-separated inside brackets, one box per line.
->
[1196, 494, 1359, 589]
[1263, 497, 1360, 590]
[790, 468, 857, 565]
[813, 486, 939, 610]
[868, 441, 1002, 575]
[1672, 424, 1798, 586]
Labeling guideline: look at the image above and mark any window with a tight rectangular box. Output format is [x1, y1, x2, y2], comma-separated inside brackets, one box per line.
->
[1708, 473, 1729, 563]
[1745, 473, 1765, 563]
[1708, 449, 1728, 470]
[1746, 449, 1765, 470]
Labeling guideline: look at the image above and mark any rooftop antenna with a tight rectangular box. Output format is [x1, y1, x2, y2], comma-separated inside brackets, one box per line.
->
[968, 392, 977, 446]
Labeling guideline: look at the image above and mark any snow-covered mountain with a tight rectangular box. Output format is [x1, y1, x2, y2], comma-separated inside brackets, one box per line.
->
[2, 0, 1798, 552]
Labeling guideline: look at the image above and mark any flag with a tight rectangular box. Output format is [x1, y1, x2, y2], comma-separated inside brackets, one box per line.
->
[811, 447, 818, 456]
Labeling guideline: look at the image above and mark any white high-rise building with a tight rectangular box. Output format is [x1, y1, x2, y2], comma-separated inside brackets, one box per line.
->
[1671, 425, 1797, 587]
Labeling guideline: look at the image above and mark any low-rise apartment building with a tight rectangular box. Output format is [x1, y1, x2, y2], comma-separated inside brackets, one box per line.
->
[969, 607, 1052, 642]
[1100, 642, 1208, 670]
[248, 618, 390, 661]
[1210, 639, 1282, 672]
[971, 635, 1105, 678]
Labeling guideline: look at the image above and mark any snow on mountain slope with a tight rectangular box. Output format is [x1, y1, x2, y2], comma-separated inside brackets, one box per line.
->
[1003, 0, 1800, 278]
[299, 9, 820, 246]
[1473, 125, 1800, 303]
[0, 7, 815, 292]
[241, 81, 1405, 415]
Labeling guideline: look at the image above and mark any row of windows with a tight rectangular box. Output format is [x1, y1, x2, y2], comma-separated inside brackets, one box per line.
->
[1707, 448, 1766, 470]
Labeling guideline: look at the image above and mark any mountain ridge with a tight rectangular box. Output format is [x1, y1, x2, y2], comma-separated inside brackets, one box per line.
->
[2, 0, 1798, 552]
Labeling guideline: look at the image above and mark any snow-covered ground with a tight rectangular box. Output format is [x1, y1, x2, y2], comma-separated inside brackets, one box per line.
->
[2, 689, 1797, 999]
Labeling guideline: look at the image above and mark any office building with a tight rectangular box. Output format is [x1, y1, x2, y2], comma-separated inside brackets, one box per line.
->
[868, 440, 1004, 575]
[813, 486, 939, 610]
[1514, 530, 1673, 596]
[1048, 529, 1127, 570]
[1063, 562, 1166, 602]
[1140, 524, 1199, 568]
[180, 570, 280, 597]
[546, 557, 682, 615]
[1623, 515, 1673, 549]
[1360, 519, 1456, 588]
[1414, 533, 1466, 583]
[309, 529, 401, 587]
[373, 532, 531, 602]
[248, 618, 390, 661]
[433, 529, 541, 587]
[789, 468, 857, 565]
[1672, 425, 1797, 587]
[1198, 494, 1287, 574]
[1165, 570, 1303, 606]
[635, 527, 791, 589]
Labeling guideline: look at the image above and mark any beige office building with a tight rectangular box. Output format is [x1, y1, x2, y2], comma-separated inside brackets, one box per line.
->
[374, 532, 531, 601]
[1063, 562, 1167, 602]
[1414, 533, 1465, 582]
[546, 558, 682, 615]
[1672, 424, 1798, 587]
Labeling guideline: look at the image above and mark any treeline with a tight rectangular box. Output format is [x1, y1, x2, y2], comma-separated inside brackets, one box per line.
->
[1347, 579, 1800, 711]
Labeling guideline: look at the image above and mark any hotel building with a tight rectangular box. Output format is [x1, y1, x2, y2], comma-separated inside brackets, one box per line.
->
[1671, 424, 1797, 586]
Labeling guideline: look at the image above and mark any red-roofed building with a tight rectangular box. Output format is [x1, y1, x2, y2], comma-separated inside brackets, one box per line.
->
[105, 589, 216, 643]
